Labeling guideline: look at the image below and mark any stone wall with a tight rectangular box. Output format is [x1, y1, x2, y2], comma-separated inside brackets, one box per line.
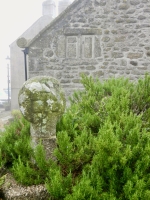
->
[28, 0, 150, 100]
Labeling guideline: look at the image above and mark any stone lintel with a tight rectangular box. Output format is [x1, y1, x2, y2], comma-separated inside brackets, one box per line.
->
[64, 28, 102, 35]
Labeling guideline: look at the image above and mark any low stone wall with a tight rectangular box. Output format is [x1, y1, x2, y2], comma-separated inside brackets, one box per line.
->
[1, 173, 50, 200]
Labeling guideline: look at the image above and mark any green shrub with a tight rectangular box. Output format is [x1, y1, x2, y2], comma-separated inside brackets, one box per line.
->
[47, 74, 150, 199]
[12, 143, 51, 185]
[46, 166, 72, 199]
[0, 115, 31, 167]
[1, 74, 150, 199]
[0, 113, 52, 185]
[11, 109, 22, 119]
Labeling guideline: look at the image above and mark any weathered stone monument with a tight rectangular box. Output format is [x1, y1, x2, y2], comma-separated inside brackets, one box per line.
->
[18, 76, 66, 159]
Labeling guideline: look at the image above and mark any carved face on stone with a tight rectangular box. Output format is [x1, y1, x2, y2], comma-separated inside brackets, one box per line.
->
[18, 76, 66, 124]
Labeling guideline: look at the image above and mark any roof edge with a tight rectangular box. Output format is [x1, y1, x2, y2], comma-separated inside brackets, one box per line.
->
[25, 0, 80, 47]
[10, 15, 53, 47]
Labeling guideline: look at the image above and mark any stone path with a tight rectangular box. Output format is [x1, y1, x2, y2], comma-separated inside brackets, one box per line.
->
[0, 108, 12, 132]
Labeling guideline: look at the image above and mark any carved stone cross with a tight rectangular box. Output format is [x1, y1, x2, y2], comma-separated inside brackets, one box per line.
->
[18, 76, 66, 159]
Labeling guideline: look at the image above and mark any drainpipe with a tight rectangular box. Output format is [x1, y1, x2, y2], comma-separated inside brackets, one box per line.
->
[22, 47, 29, 81]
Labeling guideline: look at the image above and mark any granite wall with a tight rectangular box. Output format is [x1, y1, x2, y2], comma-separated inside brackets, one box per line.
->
[28, 0, 150, 99]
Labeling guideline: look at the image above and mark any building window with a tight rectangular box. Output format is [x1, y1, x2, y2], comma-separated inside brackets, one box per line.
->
[66, 36, 78, 58]
[57, 35, 101, 59]
[82, 36, 93, 58]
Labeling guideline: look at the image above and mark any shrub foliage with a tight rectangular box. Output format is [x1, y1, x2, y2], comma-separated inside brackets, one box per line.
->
[1, 75, 150, 199]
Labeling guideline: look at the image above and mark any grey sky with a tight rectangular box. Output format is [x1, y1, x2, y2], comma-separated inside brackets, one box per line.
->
[0, 0, 49, 88]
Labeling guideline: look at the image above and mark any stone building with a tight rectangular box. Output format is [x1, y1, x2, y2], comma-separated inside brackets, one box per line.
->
[10, 0, 73, 110]
[14, 0, 150, 109]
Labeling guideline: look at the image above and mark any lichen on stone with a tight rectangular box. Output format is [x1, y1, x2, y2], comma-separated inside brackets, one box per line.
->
[18, 76, 66, 159]
[18, 76, 66, 123]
